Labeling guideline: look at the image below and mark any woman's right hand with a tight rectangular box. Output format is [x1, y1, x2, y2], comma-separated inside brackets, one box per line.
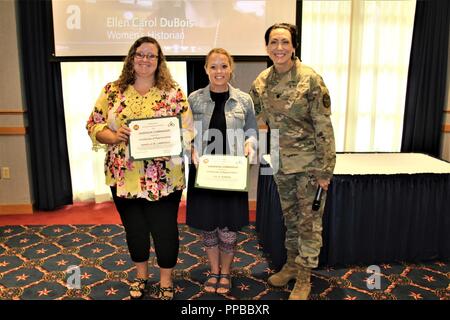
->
[96, 125, 130, 145]
[191, 147, 199, 168]
[114, 125, 131, 144]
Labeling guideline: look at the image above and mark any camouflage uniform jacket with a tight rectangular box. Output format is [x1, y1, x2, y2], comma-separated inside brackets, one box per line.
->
[189, 83, 257, 156]
[249, 58, 336, 179]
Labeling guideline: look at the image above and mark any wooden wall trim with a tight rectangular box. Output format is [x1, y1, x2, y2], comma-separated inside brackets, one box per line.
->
[444, 124, 450, 133]
[249, 200, 256, 211]
[258, 124, 268, 130]
[0, 109, 26, 115]
[0, 204, 33, 215]
[0, 127, 27, 135]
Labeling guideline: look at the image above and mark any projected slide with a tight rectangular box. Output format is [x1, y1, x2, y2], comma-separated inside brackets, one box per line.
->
[52, 0, 295, 57]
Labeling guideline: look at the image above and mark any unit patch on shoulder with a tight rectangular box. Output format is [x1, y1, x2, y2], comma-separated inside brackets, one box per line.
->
[323, 94, 331, 108]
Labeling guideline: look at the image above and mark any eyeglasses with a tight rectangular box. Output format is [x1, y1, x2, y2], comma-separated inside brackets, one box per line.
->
[134, 52, 158, 61]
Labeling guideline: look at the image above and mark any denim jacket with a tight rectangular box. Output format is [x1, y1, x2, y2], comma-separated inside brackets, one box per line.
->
[188, 83, 257, 157]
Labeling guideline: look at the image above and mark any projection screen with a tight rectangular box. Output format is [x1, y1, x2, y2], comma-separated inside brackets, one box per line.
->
[52, 0, 296, 57]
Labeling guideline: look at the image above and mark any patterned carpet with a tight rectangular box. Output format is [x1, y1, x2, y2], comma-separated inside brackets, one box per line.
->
[0, 224, 448, 300]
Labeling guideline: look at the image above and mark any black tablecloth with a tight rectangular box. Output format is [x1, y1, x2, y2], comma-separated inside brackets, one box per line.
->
[256, 164, 450, 269]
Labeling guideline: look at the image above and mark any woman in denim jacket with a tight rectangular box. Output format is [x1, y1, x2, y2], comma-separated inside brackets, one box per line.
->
[186, 48, 257, 295]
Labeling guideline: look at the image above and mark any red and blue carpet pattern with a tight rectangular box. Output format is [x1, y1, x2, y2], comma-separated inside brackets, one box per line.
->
[0, 224, 448, 300]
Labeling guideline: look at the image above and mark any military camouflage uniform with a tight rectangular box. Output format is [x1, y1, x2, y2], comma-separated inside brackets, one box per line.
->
[249, 58, 336, 269]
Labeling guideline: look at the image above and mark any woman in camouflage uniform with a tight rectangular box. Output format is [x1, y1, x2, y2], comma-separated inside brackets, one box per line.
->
[250, 23, 336, 300]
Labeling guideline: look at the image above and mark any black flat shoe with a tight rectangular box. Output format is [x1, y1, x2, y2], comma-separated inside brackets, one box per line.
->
[203, 273, 220, 293]
[216, 274, 232, 295]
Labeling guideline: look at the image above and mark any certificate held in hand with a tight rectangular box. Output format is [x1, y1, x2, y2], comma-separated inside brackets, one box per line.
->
[128, 116, 182, 160]
[195, 155, 249, 192]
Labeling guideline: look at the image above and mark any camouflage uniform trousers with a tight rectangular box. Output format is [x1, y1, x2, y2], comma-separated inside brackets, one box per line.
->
[273, 172, 327, 269]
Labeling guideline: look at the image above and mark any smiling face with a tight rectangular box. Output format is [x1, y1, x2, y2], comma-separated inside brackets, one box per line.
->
[266, 28, 296, 73]
[133, 42, 159, 80]
[205, 53, 232, 93]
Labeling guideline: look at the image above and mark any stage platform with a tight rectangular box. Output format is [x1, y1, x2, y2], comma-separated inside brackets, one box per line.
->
[256, 153, 450, 269]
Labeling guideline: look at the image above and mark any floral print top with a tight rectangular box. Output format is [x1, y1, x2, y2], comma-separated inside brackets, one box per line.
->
[86, 82, 194, 201]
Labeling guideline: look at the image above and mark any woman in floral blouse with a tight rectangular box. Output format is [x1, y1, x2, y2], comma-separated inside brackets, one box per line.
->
[86, 36, 194, 300]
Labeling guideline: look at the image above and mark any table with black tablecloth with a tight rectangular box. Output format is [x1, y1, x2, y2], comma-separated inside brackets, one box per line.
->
[256, 153, 450, 270]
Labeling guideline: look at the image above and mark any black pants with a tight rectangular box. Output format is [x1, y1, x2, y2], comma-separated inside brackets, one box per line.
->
[111, 187, 182, 268]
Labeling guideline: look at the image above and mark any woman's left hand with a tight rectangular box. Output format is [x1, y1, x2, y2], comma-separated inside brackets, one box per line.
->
[244, 143, 256, 164]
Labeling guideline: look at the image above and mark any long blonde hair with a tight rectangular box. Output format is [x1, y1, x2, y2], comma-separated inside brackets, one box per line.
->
[116, 36, 175, 93]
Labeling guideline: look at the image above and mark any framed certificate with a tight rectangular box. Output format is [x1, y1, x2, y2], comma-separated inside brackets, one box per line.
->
[127, 116, 182, 160]
[195, 155, 249, 192]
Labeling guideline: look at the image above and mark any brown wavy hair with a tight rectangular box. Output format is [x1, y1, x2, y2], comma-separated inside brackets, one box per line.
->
[115, 36, 175, 93]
